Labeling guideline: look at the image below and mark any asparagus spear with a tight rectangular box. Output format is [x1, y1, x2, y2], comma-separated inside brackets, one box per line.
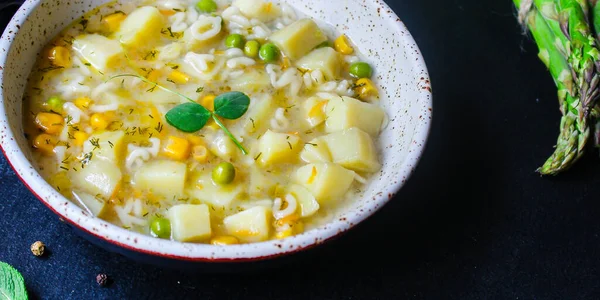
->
[515, 0, 588, 174]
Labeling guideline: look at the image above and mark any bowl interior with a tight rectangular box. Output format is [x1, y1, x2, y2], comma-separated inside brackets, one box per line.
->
[0, 0, 432, 260]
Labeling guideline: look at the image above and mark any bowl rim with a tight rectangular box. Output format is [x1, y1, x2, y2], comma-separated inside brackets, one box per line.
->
[0, 0, 432, 262]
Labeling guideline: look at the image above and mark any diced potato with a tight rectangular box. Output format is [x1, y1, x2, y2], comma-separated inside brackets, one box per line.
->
[243, 93, 276, 133]
[82, 131, 125, 163]
[168, 204, 212, 242]
[302, 96, 328, 128]
[70, 159, 122, 199]
[322, 127, 381, 173]
[223, 206, 272, 243]
[209, 134, 238, 161]
[229, 69, 271, 93]
[287, 184, 319, 217]
[294, 163, 354, 205]
[72, 191, 107, 217]
[233, 0, 281, 22]
[299, 137, 331, 163]
[325, 96, 385, 136]
[133, 160, 187, 199]
[257, 130, 302, 165]
[187, 174, 244, 211]
[296, 47, 341, 80]
[115, 6, 165, 47]
[72, 34, 123, 72]
[269, 19, 327, 60]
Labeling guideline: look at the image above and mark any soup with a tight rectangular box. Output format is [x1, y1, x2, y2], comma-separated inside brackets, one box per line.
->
[23, 0, 387, 244]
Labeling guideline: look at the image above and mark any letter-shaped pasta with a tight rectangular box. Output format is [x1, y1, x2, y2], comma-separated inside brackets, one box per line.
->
[189, 15, 222, 42]
[273, 194, 298, 220]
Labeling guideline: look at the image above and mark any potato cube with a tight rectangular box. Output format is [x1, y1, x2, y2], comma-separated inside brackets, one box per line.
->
[72, 191, 107, 217]
[209, 134, 238, 161]
[302, 96, 328, 128]
[243, 93, 276, 133]
[257, 130, 302, 165]
[294, 163, 354, 205]
[115, 6, 165, 47]
[287, 184, 319, 217]
[325, 96, 385, 136]
[82, 130, 125, 163]
[299, 137, 331, 163]
[269, 19, 327, 60]
[248, 166, 277, 198]
[72, 34, 123, 72]
[223, 206, 272, 243]
[133, 160, 187, 199]
[233, 0, 281, 22]
[187, 174, 244, 211]
[70, 159, 122, 199]
[297, 47, 341, 80]
[229, 69, 272, 94]
[322, 127, 381, 173]
[168, 204, 212, 242]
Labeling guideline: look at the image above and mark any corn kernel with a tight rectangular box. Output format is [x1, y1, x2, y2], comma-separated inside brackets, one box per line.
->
[334, 34, 354, 55]
[275, 229, 293, 239]
[102, 12, 127, 33]
[200, 94, 216, 111]
[210, 235, 239, 245]
[276, 214, 300, 227]
[206, 119, 220, 130]
[192, 145, 209, 163]
[73, 131, 88, 146]
[90, 113, 111, 130]
[33, 133, 57, 155]
[308, 100, 328, 118]
[187, 135, 204, 146]
[354, 78, 379, 100]
[48, 46, 71, 68]
[34, 112, 64, 135]
[163, 136, 190, 161]
[147, 69, 161, 82]
[168, 70, 190, 84]
[160, 9, 177, 16]
[74, 97, 92, 110]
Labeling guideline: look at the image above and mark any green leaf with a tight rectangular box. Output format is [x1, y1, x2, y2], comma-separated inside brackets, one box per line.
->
[0, 262, 28, 300]
[213, 91, 250, 119]
[165, 103, 211, 133]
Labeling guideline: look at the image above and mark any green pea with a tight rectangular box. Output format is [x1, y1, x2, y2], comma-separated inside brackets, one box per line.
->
[258, 43, 280, 63]
[196, 0, 217, 13]
[244, 40, 260, 58]
[46, 96, 63, 113]
[225, 34, 245, 49]
[212, 162, 235, 185]
[349, 62, 373, 79]
[150, 218, 171, 239]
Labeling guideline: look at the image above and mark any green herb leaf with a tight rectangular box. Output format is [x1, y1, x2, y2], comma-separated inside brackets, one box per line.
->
[213, 91, 250, 119]
[0, 261, 28, 300]
[165, 103, 211, 133]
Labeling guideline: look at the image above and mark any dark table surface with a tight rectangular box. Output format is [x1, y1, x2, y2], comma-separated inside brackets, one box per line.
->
[2, 0, 600, 299]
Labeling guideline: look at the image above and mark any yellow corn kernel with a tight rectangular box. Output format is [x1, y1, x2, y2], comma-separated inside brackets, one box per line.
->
[147, 69, 161, 82]
[74, 97, 92, 110]
[354, 78, 379, 100]
[160, 9, 177, 16]
[276, 214, 300, 227]
[102, 12, 127, 33]
[73, 131, 88, 147]
[187, 135, 204, 146]
[210, 235, 239, 245]
[206, 119, 220, 130]
[34, 112, 64, 135]
[168, 70, 190, 84]
[275, 229, 293, 239]
[163, 136, 190, 161]
[334, 34, 354, 55]
[192, 145, 209, 163]
[200, 94, 216, 111]
[90, 113, 111, 130]
[33, 133, 57, 155]
[48, 46, 71, 68]
[308, 100, 328, 118]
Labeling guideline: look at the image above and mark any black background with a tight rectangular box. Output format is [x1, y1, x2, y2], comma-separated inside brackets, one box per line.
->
[2, 0, 600, 299]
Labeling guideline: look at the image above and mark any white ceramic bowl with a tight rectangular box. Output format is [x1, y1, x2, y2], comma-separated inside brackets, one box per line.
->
[0, 0, 432, 263]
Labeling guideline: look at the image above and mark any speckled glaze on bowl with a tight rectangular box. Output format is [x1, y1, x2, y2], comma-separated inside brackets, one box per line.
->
[0, 0, 432, 265]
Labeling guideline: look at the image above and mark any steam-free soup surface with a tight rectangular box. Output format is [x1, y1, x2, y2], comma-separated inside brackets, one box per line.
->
[23, 0, 387, 244]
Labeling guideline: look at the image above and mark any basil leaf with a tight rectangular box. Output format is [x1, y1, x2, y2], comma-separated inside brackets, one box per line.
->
[165, 103, 211, 133]
[0, 261, 28, 300]
[213, 91, 250, 119]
